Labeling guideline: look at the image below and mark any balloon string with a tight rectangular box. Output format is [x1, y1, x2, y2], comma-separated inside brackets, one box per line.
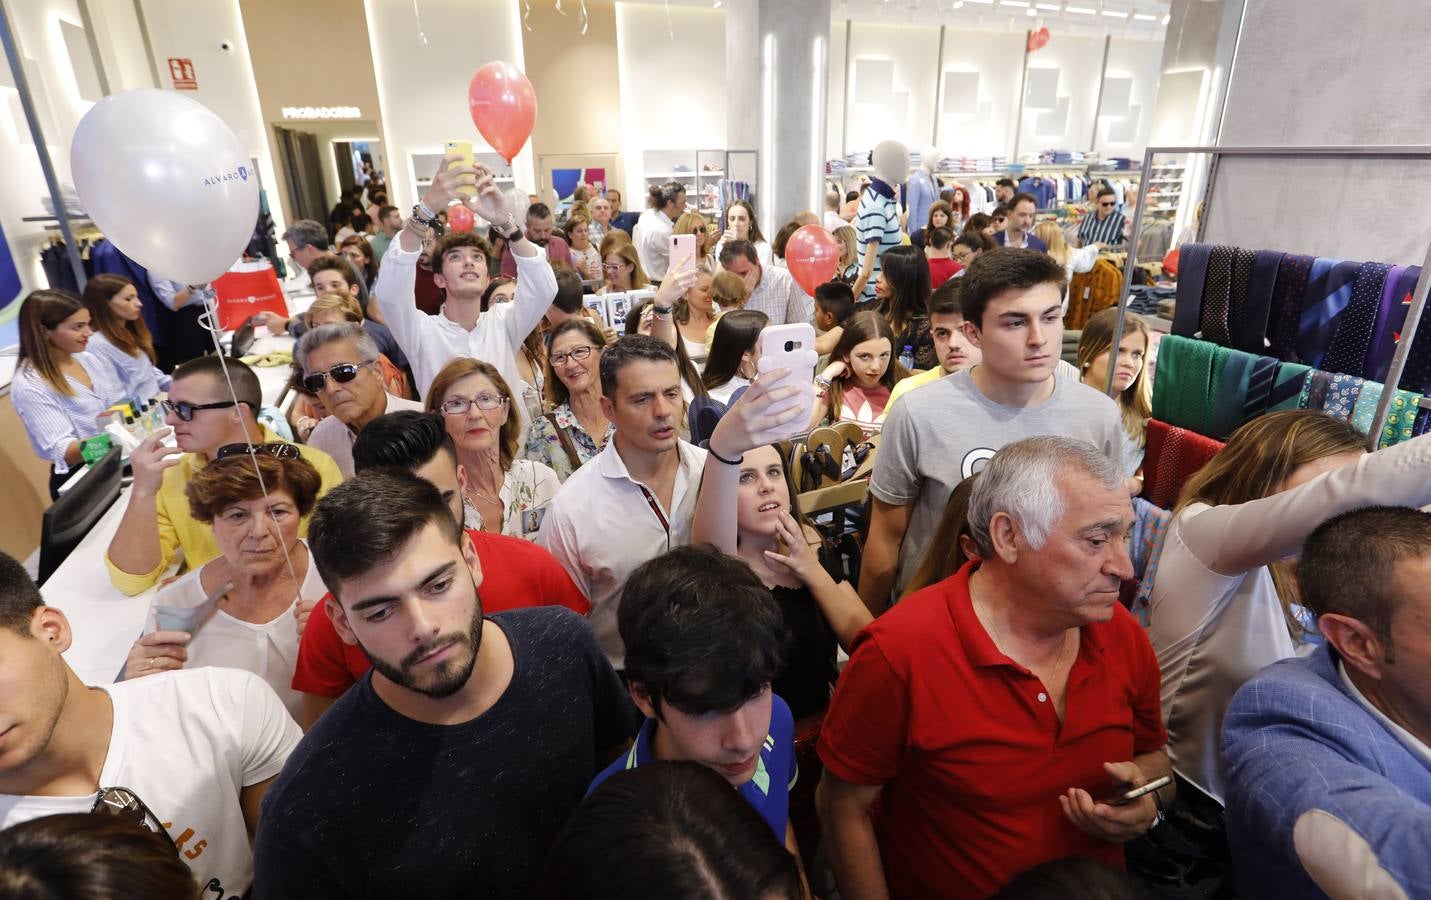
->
[579, 0, 588, 35]
[411, 0, 428, 45]
[196, 298, 304, 623]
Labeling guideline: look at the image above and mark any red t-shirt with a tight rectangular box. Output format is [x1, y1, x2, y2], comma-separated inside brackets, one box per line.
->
[292, 528, 591, 698]
[818, 561, 1166, 899]
[926, 256, 962, 288]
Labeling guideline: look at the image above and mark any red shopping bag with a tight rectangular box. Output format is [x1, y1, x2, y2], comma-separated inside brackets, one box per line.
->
[211, 264, 288, 331]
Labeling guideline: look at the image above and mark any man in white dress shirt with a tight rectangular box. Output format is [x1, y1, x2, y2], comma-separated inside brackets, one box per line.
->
[294, 323, 424, 478]
[537, 335, 706, 668]
[632, 181, 686, 281]
[373, 154, 557, 434]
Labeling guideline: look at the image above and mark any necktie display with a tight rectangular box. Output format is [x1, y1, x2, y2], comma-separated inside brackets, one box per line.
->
[1363, 264, 1414, 384]
[1267, 362, 1312, 411]
[1172, 243, 1213, 338]
[1233, 250, 1283, 355]
[1379, 389, 1424, 448]
[1267, 254, 1315, 360]
[1299, 369, 1336, 411]
[1209, 348, 1256, 440]
[1141, 419, 1226, 510]
[1240, 355, 1278, 422]
[1396, 269, 1431, 393]
[1322, 261, 1391, 376]
[1227, 248, 1257, 349]
[1297, 259, 1360, 369]
[1199, 246, 1235, 345]
[1349, 381, 1383, 436]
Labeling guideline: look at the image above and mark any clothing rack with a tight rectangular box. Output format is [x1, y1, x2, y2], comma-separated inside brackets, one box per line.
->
[1108, 144, 1431, 451]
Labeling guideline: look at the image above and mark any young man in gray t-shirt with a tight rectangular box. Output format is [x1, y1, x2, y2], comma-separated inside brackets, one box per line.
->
[860, 249, 1126, 610]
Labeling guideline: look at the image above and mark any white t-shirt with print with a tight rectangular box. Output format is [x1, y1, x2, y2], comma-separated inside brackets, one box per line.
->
[0, 667, 301, 897]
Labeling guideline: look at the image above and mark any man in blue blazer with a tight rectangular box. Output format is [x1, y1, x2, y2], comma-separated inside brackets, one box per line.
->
[1222, 505, 1431, 900]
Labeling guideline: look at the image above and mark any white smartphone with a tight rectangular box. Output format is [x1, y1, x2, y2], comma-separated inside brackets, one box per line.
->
[668, 233, 697, 277]
[444, 140, 476, 196]
[756, 322, 818, 436]
[1095, 774, 1173, 807]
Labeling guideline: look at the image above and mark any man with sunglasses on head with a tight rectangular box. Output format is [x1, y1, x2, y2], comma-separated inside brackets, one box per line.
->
[105, 355, 344, 595]
[0, 551, 301, 898]
[1076, 186, 1126, 248]
[294, 323, 424, 478]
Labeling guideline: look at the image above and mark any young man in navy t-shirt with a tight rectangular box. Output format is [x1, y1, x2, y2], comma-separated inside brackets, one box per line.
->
[588, 544, 799, 851]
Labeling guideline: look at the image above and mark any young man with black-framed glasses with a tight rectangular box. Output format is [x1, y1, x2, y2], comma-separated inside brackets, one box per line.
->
[0, 552, 301, 897]
[105, 355, 344, 596]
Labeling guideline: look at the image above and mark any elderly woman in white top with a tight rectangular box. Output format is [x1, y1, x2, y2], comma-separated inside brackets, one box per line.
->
[122, 451, 328, 723]
[10, 290, 126, 498]
[1149, 410, 1431, 809]
[427, 356, 560, 540]
[81, 274, 170, 400]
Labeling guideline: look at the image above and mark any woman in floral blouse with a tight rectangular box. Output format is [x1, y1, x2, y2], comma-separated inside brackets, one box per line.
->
[427, 357, 560, 540]
[525, 319, 615, 481]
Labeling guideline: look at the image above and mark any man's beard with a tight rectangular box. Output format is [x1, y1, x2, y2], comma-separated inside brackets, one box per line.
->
[361, 580, 486, 699]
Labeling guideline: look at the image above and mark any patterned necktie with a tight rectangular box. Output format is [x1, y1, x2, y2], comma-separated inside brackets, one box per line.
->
[1363, 265, 1411, 383]
[1380, 390, 1423, 447]
[1322, 261, 1391, 376]
[1298, 259, 1360, 369]
[1227, 248, 1257, 349]
[1322, 373, 1364, 421]
[1241, 354, 1278, 422]
[1267, 254, 1315, 361]
[1200, 246, 1235, 345]
[1233, 250, 1283, 354]
[1210, 349, 1254, 440]
[1395, 268, 1431, 393]
[1173, 244, 1212, 338]
[1349, 381, 1383, 436]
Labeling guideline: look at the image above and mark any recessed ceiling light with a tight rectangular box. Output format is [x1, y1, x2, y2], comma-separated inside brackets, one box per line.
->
[998, 0, 1029, 7]
[1035, 2, 1061, 9]
[1133, 12, 1156, 20]
[1101, 8, 1128, 17]
[1066, 5, 1095, 13]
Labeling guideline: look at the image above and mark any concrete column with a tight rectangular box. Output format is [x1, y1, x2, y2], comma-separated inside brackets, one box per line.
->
[726, 0, 830, 236]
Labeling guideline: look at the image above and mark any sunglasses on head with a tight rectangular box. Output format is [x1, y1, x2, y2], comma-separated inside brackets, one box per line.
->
[301, 361, 375, 393]
[92, 786, 166, 836]
[215, 442, 302, 462]
[160, 399, 239, 422]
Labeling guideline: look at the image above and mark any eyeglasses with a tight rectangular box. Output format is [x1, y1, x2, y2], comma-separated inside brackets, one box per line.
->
[550, 345, 596, 367]
[301, 361, 375, 393]
[440, 393, 508, 415]
[215, 442, 303, 461]
[160, 399, 239, 422]
[602, 262, 627, 272]
[92, 786, 166, 835]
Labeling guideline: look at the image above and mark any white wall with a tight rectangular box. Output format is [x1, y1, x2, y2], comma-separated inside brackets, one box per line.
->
[137, 0, 285, 235]
[614, 2, 726, 202]
[1093, 37, 1162, 158]
[364, 0, 533, 213]
[935, 28, 1024, 159]
[1016, 35, 1103, 158]
[842, 22, 940, 155]
[825, 20, 846, 162]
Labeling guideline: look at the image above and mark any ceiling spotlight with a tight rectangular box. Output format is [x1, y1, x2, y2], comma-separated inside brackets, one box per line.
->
[1161, 12, 1170, 23]
[1026, 7, 1036, 15]
[952, 0, 964, 8]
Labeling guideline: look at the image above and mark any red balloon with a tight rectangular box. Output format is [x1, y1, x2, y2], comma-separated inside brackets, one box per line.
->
[448, 204, 474, 233]
[1027, 26, 1051, 52]
[785, 225, 842, 297]
[468, 61, 536, 164]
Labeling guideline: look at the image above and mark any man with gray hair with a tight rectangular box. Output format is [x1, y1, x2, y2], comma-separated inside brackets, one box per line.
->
[817, 436, 1170, 899]
[295, 323, 423, 477]
[823, 188, 846, 231]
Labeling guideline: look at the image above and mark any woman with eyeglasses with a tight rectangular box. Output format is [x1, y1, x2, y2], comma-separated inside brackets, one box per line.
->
[525, 319, 614, 481]
[597, 234, 649, 295]
[81, 274, 169, 402]
[11, 290, 126, 498]
[121, 452, 326, 722]
[428, 357, 560, 539]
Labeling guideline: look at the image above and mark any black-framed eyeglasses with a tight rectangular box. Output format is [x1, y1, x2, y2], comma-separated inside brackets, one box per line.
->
[215, 442, 303, 462]
[301, 360, 375, 393]
[160, 399, 239, 422]
[440, 393, 508, 416]
[92, 786, 166, 835]
[550, 345, 596, 367]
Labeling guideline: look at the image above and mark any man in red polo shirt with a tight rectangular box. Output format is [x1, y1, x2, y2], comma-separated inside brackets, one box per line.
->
[292, 410, 588, 727]
[817, 436, 1170, 899]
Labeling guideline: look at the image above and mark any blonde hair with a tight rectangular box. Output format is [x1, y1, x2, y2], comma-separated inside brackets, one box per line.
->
[305, 292, 364, 326]
[674, 212, 713, 257]
[599, 235, 648, 290]
[710, 270, 748, 310]
[1034, 221, 1070, 267]
[1076, 308, 1152, 447]
[832, 225, 857, 269]
[1176, 410, 1364, 639]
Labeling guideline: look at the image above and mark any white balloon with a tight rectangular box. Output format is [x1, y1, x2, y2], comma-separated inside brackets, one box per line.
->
[71, 89, 259, 285]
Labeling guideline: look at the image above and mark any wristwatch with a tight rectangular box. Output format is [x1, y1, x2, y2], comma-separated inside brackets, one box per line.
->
[496, 212, 521, 243]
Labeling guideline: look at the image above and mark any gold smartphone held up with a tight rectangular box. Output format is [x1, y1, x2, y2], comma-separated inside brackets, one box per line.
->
[444, 140, 476, 196]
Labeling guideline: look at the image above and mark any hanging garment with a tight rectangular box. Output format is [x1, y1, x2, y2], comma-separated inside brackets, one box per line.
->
[1141, 419, 1226, 510]
[1268, 362, 1312, 412]
[1297, 258, 1360, 369]
[1065, 258, 1124, 329]
[1172, 243, 1212, 338]
[1379, 389, 1424, 447]
[1267, 254, 1316, 361]
[1199, 245, 1235, 345]
[1366, 265, 1421, 384]
[1321, 261, 1392, 376]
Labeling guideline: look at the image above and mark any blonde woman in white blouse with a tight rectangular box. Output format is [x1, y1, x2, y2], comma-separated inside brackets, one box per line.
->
[122, 452, 327, 723]
[1149, 410, 1431, 806]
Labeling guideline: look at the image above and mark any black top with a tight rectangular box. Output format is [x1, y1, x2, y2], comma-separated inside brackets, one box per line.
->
[769, 546, 841, 722]
[895, 315, 936, 372]
[252, 607, 639, 899]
